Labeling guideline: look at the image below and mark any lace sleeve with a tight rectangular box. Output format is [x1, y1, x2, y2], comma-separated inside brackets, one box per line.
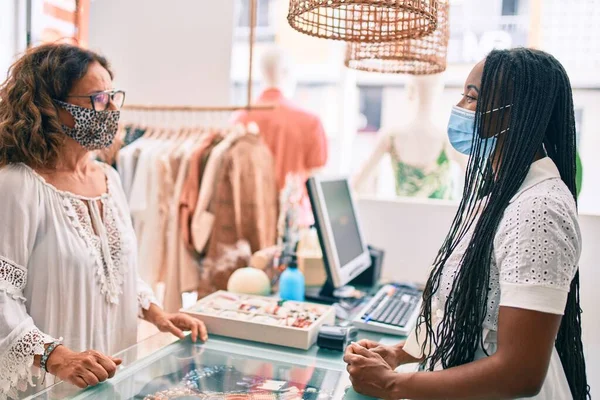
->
[494, 193, 581, 315]
[0, 258, 54, 400]
[0, 166, 55, 399]
[136, 274, 160, 318]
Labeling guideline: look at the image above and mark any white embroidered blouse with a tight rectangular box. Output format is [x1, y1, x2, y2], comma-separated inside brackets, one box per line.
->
[0, 162, 158, 400]
[404, 157, 580, 399]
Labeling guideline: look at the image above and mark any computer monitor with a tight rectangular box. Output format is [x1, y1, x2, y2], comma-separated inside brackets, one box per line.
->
[306, 177, 372, 302]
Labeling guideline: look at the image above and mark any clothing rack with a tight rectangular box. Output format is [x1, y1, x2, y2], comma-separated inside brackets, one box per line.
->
[123, 0, 272, 113]
[122, 104, 273, 112]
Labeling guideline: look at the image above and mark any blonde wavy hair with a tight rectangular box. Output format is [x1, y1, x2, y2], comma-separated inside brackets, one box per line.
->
[0, 43, 112, 169]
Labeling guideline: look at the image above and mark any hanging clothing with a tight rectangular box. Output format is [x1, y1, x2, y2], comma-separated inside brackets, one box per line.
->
[403, 157, 578, 399]
[201, 134, 278, 295]
[127, 138, 172, 286]
[389, 137, 454, 200]
[234, 88, 328, 189]
[179, 133, 219, 251]
[190, 129, 245, 254]
[124, 125, 146, 146]
[233, 89, 328, 227]
[115, 123, 280, 306]
[119, 131, 204, 311]
[161, 134, 205, 312]
[0, 163, 158, 400]
[116, 129, 156, 201]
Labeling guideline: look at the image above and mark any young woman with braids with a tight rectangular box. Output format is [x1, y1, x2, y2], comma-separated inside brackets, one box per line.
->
[344, 48, 589, 399]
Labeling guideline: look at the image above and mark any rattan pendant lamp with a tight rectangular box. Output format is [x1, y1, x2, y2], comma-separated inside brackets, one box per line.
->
[344, 0, 449, 74]
[287, 0, 440, 43]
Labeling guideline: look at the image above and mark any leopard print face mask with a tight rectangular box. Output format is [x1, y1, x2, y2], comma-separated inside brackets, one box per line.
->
[56, 100, 120, 150]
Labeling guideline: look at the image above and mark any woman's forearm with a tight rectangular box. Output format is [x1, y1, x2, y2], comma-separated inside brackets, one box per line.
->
[33, 342, 66, 369]
[142, 303, 166, 324]
[390, 354, 542, 400]
[33, 354, 43, 368]
[394, 344, 424, 366]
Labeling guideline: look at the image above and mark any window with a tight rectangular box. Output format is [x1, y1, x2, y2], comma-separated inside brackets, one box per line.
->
[575, 108, 583, 148]
[30, 0, 87, 46]
[235, 0, 275, 41]
[229, 0, 600, 211]
[501, 0, 519, 16]
[237, 0, 272, 28]
[357, 86, 383, 133]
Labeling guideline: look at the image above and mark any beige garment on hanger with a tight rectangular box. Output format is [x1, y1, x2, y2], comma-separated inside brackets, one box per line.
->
[190, 127, 245, 253]
[161, 130, 211, 312]
[178, 131, 219, 251]
[199, 134, 278, 294]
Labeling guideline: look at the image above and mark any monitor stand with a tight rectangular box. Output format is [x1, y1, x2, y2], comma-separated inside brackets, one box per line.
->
[305, 279, 361, 305]
[305, 280, 338, 304]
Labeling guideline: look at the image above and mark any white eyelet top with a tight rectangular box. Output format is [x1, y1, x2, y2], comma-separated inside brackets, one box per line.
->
[404, 158, 580, 400]
[0, 162, 158, 400]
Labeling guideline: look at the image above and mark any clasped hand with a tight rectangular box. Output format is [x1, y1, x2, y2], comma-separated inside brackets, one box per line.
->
[343, 340, 404, 399]
[46, 347, 122, 389]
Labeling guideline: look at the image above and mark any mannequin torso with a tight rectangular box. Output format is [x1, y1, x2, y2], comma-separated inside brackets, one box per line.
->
[353, 74, 465, 199]
[388, 119, 447, 169]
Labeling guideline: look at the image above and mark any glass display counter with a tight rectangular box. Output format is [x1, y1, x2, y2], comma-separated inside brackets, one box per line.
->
[25, 330, 399, 400]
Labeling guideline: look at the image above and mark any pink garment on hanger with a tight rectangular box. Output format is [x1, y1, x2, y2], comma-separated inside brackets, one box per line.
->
[233, 88, 328, 190]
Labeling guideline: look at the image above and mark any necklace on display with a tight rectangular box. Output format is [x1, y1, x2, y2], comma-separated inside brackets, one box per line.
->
[143, 364, 334, 400]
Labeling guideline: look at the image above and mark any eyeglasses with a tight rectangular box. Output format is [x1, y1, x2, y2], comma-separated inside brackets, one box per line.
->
[66, 90, 126, 111]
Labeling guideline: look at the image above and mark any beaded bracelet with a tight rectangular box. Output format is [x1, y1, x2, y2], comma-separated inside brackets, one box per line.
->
[41, 340, 63, 373]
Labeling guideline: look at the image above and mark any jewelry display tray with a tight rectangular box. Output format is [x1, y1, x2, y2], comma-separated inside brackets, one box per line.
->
[182, 291, 336, 350]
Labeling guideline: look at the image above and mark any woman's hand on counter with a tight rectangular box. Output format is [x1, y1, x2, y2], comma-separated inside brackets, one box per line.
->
[344, 343, 401, 399]
[155, 312, 208, 343]
[346, 339, 418, 370]
[46, 346, 122, 389]
[144, 304, 208, 342]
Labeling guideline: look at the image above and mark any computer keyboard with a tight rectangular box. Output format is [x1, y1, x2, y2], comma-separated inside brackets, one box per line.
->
[352, 284, 422, 336]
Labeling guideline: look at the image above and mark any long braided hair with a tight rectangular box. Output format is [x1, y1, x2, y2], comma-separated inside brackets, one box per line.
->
[419, 48, 589, 399]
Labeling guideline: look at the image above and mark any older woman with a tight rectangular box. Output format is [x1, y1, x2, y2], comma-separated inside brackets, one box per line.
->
[0, 44, 207, 399]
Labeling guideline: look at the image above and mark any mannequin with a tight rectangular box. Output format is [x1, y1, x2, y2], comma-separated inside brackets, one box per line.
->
[260, 45, 297, 97]
[234, 45, 328, 227]
[352, 74, 465, 199]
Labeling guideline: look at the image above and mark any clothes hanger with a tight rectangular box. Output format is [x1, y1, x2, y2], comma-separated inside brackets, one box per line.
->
[175, 113, 190, 142]
[156, 123, 173, 141]
[246, 121, 259, 135]
[192, 126, 206, 144]
[230, 123, 245, 138]
[141, 111, 158, 139]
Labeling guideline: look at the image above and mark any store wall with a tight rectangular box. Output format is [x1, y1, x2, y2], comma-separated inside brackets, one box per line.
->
[88, 0, 235, 106]
[574, 90, 600, 215]
[358, 197, 599, 394]
[0, 0, 20, 79]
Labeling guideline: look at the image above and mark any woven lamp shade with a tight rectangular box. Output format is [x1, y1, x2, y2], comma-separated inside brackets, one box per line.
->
[345, 0, 449, 74]
[287, 0, 439, 43]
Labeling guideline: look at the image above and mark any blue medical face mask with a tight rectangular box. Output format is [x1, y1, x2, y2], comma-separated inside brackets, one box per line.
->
[447, 105, 510, 157]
